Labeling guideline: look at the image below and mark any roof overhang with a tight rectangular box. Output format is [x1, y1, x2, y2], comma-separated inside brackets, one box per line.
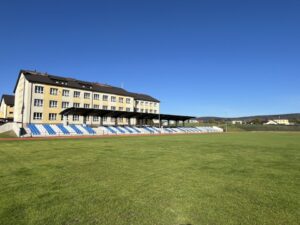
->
[60, 108, 195, 121]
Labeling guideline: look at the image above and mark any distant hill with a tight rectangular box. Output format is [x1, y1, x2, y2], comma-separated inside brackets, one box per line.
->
[197, 113, 300, 122]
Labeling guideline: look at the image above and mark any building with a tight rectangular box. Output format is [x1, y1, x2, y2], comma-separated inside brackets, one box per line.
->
[231, 120, 243, 125]
[13, 70, 160, 126]
[0, 95, 14, 122]
[264, 119, 290, 125]
[0, 70, 226, 137]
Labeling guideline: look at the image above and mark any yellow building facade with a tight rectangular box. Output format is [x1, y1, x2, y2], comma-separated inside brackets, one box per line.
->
[13, 70, 160, 126]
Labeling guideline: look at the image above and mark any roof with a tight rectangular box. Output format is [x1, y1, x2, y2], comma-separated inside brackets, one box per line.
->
[60, 107, 195, 121]
[14, 70, 160, 102]
[1, 95, 14, 106]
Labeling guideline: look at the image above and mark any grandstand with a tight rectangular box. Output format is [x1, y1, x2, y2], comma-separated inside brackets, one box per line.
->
[0, 70, 223, 137]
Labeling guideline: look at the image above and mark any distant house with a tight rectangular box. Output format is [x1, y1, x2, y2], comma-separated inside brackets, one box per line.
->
[0, 95, 14, 122]
[231, 120, 243, 125]
[264, 119, 290, 125]
[188, 119, 198, 123]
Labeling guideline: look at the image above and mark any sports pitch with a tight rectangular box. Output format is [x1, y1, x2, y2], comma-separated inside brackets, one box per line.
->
[0, 133, 299, 225]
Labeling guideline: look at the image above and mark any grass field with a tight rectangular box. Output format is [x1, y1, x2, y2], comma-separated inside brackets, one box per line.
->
[0, 133, 299, 225]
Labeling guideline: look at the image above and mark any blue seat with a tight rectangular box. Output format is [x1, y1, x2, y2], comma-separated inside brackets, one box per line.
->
[113, 126, 125, 133]
[70, 124, 83, 134]
[143, 126, 154, 133]
[151, 127, 160, 133]
[28, 124, 41, 135]
[57, 124, 70, 134]
[105, 126, 116, 134]
[122, 126, 133, 133]
[43, 124, 56, 135]
[130, 126, 141, 133]
[82, 125, 96, 134]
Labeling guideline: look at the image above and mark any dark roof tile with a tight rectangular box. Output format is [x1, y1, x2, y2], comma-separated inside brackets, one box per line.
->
[19, 70, 160, 102]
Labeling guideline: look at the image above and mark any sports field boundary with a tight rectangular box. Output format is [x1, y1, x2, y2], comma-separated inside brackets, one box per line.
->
[0, 132, 224, 141]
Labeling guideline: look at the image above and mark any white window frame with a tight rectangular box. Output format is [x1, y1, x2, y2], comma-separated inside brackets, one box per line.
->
[74, 91, 80, 98]
[50, 88, 58, 96]
[73, 103, 80, 108]
[33, 112, 42, 120]
[103, 95, 108, 101]
[93, 94, 99, 100]
[111, 96, 116, 102]
[34, 99, 43, 107]
[35, 86, 44, 94]
[62, 89, 70, 97]
[62, 102, 69, 109]
[84, 93, 90, 99]
[49, 100, 58, 108]
[49, 113, 57, 121]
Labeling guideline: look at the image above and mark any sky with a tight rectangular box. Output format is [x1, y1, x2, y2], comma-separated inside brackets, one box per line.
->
[0, 0, 299, 117]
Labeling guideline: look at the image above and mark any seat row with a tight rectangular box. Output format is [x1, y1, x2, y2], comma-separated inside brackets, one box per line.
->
[27, 124, 96, 136]
[98, 126, 223, 135]
[26, 124, 223, 137]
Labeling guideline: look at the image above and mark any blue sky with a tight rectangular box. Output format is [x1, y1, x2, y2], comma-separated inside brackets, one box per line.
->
[0, 0, 299, 117]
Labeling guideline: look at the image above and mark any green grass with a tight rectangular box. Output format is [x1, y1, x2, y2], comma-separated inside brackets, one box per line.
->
[0, 131, 17, 138]
[0, 133, 299, 225]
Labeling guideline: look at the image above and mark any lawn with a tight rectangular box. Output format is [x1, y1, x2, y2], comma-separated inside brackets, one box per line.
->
[0, 133, 299, 225]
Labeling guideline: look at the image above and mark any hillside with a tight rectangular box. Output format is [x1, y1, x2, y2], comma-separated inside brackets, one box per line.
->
[197, 113, 300, 122]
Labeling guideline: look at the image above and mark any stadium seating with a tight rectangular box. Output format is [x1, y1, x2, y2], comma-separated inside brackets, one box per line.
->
[43, 124, 56, 135]
[27, 124, 41, 136]
[57, 124, 70, 135]
[70, 124, 83, 134]
[25, 124, 223, 137]
[81, 125, 96, 135]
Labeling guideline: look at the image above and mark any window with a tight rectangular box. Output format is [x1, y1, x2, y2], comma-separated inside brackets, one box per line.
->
[103, 105, 108, 110]
[62, 102, 69, 108]
[33, 112, 42, 120]
[49, 100, 58, 108]
[145, 109, 148, 113]
[118, 118, 123, 122]
[73, 115, 79, 121]
[84, 104, 90, 108]
[111, 106, 116, 110]
[145, 102, 148, 105]
[119, 107, 123, 111]
[35, 86, 44, 94]
[126, 107, 131, 112]
[62, 89, 69, 97]
[150, 109, 153, 113]
[93, 104, 99, 109]
[141, 109, 144, 112]
[111, 96, 116, 102]
[84, 93, 90, 99]
[103, 116, 107, 122]
[49, 113, 57, 121]
[74, 91, 80, 98]
[154, 103, 157, 107]
[126, 98, 131, 104]
[50, 88, 58, 95]
[103, 95, 108, 101]
[93, 116, 99, 122]
[154, 110, 157, 113]
[34, 99, 43, 107]
[150, 103, 152, 106]
[119, 97, 123, 103]
[73, 103, 80, 108]
[93, 94, 99, 100]
[141, 101, 144, 105]
[111, 117, 115, 122]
